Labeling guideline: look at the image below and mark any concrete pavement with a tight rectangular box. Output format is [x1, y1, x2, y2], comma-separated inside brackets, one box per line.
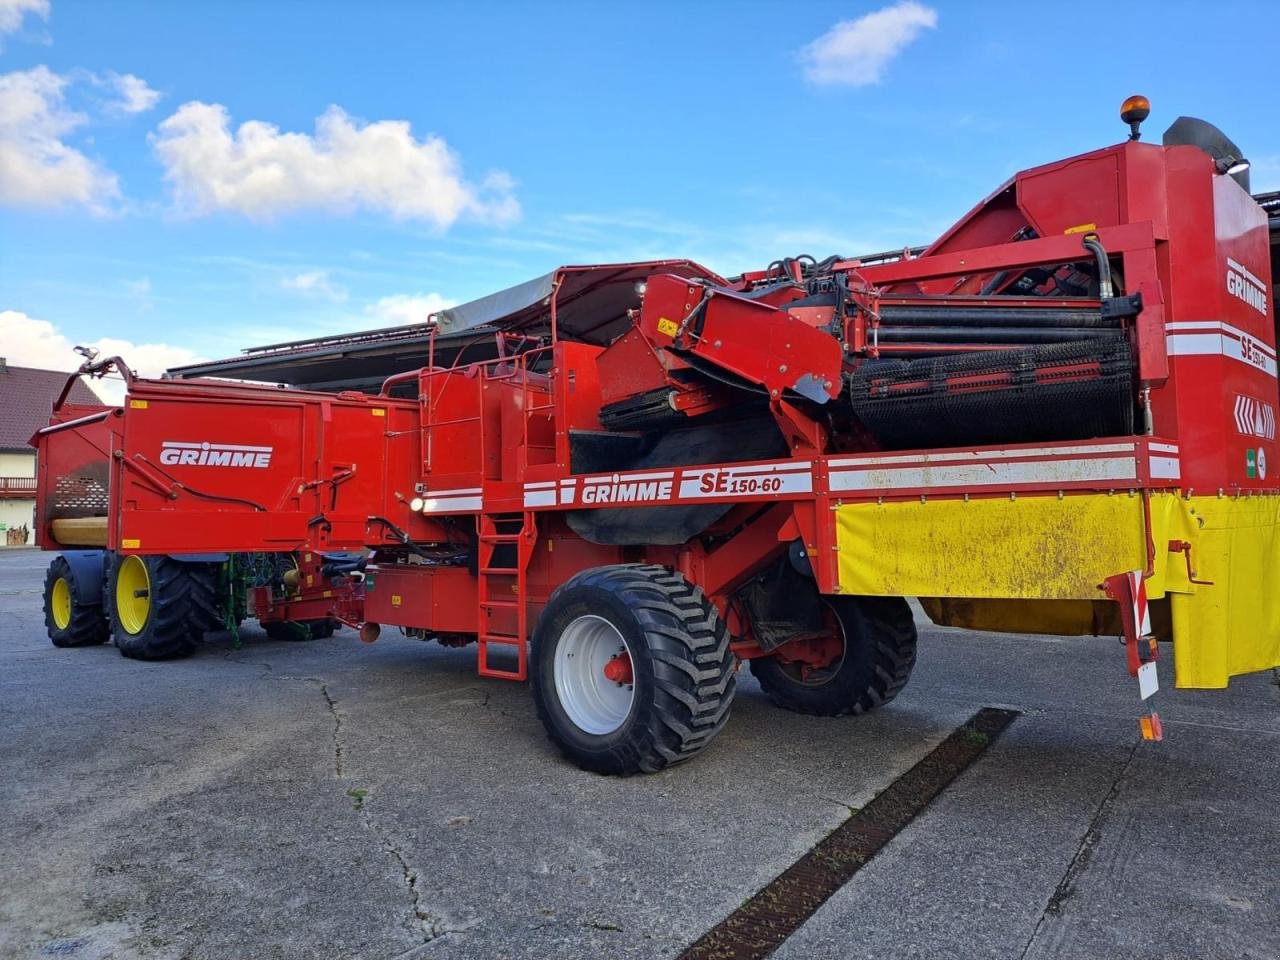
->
[1, 546, 1276, 959]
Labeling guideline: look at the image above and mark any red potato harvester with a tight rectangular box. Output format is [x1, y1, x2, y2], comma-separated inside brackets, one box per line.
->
[33, 98, 1280, 773]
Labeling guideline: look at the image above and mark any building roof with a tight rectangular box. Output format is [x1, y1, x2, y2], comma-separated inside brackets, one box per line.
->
[0, 362, 102, 451]
[167, 260, 724, 392]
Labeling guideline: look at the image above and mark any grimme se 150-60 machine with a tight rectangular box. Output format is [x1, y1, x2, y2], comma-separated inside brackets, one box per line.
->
[33, 99, 1280, 773]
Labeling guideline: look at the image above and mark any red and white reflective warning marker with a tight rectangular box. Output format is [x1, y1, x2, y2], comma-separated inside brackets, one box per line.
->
[1102, 569, 1163, 741]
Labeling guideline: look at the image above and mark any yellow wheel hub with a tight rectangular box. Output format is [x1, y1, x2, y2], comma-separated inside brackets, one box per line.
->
[51, 576, 72, 630]
[115, 555, 151, 635]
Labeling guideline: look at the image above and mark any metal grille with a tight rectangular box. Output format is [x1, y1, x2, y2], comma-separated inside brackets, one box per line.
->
[848, 339, 1135, 450]
[52, 474, 109, 515]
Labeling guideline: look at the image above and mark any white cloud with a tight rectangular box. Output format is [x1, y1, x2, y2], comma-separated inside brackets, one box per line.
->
[1, 309, 204, 404]
[0, 66, 120, 211]
[801, 2, 937, 87]
[152, 102, 520, 227]
[365, 292, 454, 326]
[281, 269, 348, 302]
[105, 72, 161, 114]
[0, 0, 48, 37]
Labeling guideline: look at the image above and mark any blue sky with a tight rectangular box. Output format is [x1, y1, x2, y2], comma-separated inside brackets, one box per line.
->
[2, 0, 1278, 383]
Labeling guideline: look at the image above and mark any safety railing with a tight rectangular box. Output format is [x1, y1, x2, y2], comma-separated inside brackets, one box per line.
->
[409, 336, 556, 481]
[0, 477, 37, 498]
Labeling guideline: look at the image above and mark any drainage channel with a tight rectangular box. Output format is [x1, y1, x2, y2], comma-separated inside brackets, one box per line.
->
[679, 707, 1020, 960]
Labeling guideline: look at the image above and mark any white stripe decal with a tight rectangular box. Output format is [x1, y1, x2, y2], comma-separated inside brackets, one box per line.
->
[1167, 333, 1278, 377]
[828, 443, 1135, 469]
[829, 457, 1137, 492]
[162, 441, 273, 452]
[1149, 456, 1181, 479]
[420, 495, 482, 513]
[581, 471, 676, 484]
[1165, 320, 1277, 357]
[1148, 442, 1180, 454]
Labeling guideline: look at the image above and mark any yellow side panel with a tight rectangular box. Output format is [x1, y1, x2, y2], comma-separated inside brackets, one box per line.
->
[834, 491, 1280, 689]
[1169, 495, 1280, 689]
[835, 495, 1146, 600]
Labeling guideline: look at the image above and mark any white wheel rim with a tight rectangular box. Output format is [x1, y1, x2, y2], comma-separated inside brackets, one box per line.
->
[554, 614, 635, 735]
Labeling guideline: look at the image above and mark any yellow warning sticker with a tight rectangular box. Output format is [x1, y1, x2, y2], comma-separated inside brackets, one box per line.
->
[391, 594, 402, 607]
[128, 399, 148, 409]
[372, 408, 386, 417]
[656, 317, 679, 338]
[1063, 222, 1097, 235]
[121, 538, 141, 549]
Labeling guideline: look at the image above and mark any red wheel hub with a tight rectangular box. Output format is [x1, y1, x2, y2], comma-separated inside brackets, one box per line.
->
[772, 629, 843, 680]
[603, 651, 634, 684]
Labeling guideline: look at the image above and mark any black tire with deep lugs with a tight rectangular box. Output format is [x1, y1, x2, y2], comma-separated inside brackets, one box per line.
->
[264, 619, 335, 642]
[43, 555, 109, 648]
[750, 595, 917, 716]
[531, 564, 736, 775]
[109, 555, 221, 661]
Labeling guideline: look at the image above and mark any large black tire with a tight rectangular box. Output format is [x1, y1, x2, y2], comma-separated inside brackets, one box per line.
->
[44, 556, 109, 648]
[264, 619, 336, 642]
[109, 555, 221, 661]
[750, 595, 917, 716]
[531, 564, 736, 775]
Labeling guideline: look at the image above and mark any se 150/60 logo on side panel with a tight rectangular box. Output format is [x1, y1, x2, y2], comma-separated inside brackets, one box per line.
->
[159, 441, 273, 468]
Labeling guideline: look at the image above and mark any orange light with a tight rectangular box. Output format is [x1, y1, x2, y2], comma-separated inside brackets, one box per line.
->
[1120, 95, 1151, 124]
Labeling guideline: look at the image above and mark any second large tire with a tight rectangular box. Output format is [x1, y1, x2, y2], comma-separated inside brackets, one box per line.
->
[43, 555, 109, 648]
[749, 595, 917, 716]
[109, 554, 221, 660]
[531, 564, 736, 775]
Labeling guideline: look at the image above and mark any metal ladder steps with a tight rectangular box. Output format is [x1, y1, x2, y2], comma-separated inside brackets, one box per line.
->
[478, 633, 525, 679]
[476, 511, 532, 681]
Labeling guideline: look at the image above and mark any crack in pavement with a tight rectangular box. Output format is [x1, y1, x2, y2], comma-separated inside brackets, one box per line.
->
[1018, 738, 1141, 959]
[277, 675, 344, 778]
[273, 672, 466, 947]
[373, 817, 464, 944]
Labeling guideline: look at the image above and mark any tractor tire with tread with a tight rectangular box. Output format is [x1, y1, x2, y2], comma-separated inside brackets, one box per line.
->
[532, 563, 736, 775]
[264, 619, 336, 642]
[43, 555, 109, 648]
[750, 595, 917, 716]
[110, 555, 221, 661]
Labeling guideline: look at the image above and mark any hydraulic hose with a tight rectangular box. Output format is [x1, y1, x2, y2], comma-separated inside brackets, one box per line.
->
[1080, 235, 1115, 299]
